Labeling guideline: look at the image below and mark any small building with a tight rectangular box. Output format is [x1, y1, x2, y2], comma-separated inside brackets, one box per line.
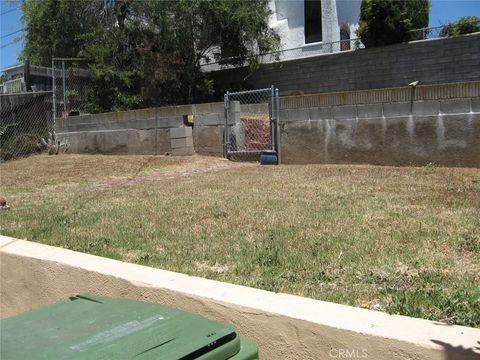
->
[1, 62, 54, 94]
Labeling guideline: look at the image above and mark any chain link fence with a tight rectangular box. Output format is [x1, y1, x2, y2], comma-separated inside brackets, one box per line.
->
[201, 39, 362, 72]
[224, 87, 280, 162]
[52, 58, 90, 120]
[259, 38, 362, 64]
[410, 20, 480, 40]
[0, 92, 56, 161]
[0, 58, 89, 161]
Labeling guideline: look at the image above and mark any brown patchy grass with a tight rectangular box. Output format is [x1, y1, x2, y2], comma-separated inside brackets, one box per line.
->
[0, 153, 230, 195]
[1, 155, 479, 326]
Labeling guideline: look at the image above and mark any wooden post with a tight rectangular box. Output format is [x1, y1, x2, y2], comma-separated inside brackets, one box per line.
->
[24, 59, 31, 92]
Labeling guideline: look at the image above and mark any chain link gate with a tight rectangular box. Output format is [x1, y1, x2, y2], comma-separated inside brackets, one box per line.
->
[224, 86, 280, 163]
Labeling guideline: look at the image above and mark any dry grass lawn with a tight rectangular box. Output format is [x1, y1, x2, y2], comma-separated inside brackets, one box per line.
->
[1, 154, 479, 327]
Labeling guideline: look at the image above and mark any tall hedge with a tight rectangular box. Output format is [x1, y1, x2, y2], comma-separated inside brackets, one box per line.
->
[357, 0, 430, 47]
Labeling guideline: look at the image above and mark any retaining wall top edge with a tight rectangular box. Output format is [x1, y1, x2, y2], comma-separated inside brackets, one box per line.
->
[279, 81, 480, 109]
[65, 101, 225, 122]
[280, 80, 480, 100]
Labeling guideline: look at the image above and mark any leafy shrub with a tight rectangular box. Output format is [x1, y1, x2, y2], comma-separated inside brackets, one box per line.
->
[357, 0, 430, 47]
[0, 132, 46, 161]
[440, 16, 480, 37]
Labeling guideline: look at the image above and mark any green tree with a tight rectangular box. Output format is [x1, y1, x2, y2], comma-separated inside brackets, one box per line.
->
[357, 0, 430, 47]
[440, 16, 480, 37]
[21, 0, 279, 111]
[21, 0, 98, 66]
[120, 0, 280, 105]
[79, 0, 144, 112]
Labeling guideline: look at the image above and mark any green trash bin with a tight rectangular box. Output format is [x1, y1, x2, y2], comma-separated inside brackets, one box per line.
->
[0, 294, 258, 360]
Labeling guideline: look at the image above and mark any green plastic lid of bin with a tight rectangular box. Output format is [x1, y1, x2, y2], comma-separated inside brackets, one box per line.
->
[0, 294, 257, 360]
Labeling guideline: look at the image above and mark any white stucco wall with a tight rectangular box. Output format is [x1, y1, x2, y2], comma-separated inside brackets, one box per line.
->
[269, 0, 360, 50]
[269, 0, 306, 48]
[322, 0, 341, 50]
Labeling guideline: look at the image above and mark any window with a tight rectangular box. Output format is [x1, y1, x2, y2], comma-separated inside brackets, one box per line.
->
[305, 0, 322, 44]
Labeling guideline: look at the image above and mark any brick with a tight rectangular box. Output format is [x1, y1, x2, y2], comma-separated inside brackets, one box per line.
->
[308, 107, 332, 120]
[384, 102, 411, 117]
[171, 137, 194, 149]
[471, 98, 480, 113]
[357, 104, 383, 119]
[440, 99, 471, 115]
[156, 106, 177, 117]
[171, 146, 194, 156]
[286, 108, 310, 122]
[195, 113, 223, 126]
[175, 104, 194, 116]
[170, 127, 193, 138]
[412, 101, 440, 116]
[333, 105, 356, 120]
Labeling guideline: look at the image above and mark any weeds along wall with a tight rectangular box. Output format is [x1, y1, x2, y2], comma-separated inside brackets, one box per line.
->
[55, 81, 480, 167]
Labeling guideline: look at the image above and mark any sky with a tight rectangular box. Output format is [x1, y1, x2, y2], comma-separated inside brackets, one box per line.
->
[1, 0, 480, 69]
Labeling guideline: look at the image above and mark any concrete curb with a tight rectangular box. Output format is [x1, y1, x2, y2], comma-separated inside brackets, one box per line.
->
[1, 235, 478, 359]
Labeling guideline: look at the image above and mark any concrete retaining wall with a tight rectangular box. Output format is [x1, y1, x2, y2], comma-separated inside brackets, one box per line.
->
[1, 235, 479, 360]
[279, 93, 480, 167]
[56, 102, 226, 156]
[210, 32, 480, 96]
[192, 102, 225, 156]
[56, 82, 479, 167]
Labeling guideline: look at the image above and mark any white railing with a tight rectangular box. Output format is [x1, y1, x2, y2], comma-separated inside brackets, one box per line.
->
[3, 78, 24, 94]
[200, 38, 363, 72]
[410, 20, 480, 40]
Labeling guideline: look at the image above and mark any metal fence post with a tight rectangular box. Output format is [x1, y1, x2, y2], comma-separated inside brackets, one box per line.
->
[270, 85, 275, 151]
[52, 59, 56, 135]
[223, 92, 229, 158]
[275, 88, 281, 165]
[61, 60, 66, 116]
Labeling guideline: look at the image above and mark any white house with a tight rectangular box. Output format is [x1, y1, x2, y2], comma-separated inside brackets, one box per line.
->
[201, 0, 362, 70]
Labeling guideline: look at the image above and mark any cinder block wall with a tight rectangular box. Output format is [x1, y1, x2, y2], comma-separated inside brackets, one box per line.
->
[279, 93, 480, 167]
[56, 82, 480, 167]
[210, 33, 480, 96]
[192, 102, 225, 156]
[55, 103, 226, 156]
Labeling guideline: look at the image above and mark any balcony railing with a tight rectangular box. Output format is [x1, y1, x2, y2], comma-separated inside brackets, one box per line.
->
[200, 38, 363, 72]
[2, 78, 24, 94]
[410, 20, 480, 40]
